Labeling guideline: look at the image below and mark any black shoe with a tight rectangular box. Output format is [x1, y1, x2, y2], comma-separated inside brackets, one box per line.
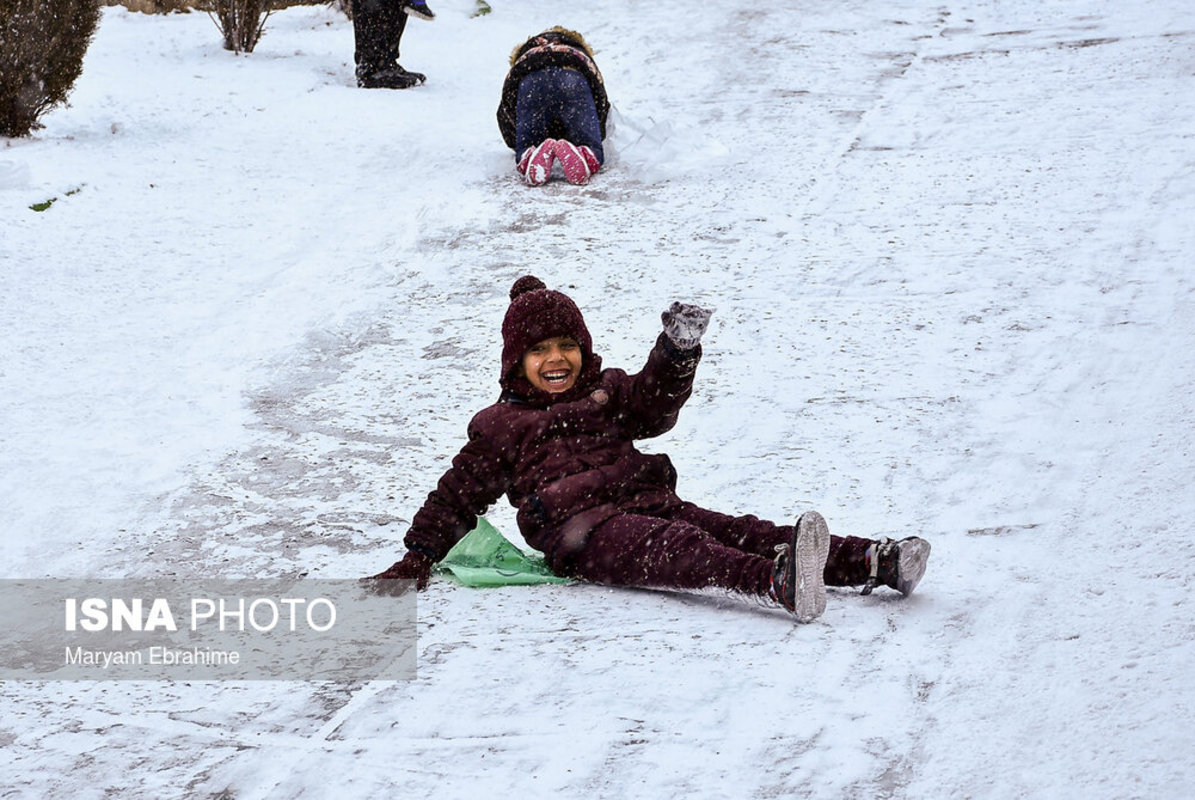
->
[400, 0, 435, 21]
[771, 511, 830, 623]
[861, 537, 931, 596]
[394, 64, 426, 84]
[357, 65, 424, 90]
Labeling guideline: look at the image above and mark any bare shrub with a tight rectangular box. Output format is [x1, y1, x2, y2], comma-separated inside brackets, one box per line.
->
[0, 0, 102, 138]
[208, 0, 271, 53]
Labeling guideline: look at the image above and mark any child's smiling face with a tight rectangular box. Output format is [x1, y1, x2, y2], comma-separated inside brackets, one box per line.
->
[521, 336, 583, 394]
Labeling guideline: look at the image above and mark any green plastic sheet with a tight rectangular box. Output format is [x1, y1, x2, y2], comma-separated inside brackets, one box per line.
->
[435, 517, 572, 587]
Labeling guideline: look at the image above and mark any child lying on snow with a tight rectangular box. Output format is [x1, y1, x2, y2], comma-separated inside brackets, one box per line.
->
[367, 276, 930, 622]
[497, 27, 609, 186]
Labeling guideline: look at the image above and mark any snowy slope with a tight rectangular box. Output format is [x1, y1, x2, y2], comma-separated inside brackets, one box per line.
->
[2, 0, 1193, 797]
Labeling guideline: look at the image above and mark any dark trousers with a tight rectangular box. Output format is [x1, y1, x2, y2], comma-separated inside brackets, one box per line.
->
[515, 67, 605, 164]
[353, 0, 408, 74]
[551, 497, 873, 597]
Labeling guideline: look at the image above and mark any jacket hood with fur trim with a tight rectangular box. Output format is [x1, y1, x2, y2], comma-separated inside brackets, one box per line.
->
[510, 27, 595, 65]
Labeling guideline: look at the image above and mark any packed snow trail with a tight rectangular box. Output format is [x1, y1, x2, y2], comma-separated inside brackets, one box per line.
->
[1, 0, 1193, 797]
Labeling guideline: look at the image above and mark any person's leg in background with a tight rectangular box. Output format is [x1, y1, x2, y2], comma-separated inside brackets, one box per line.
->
[353, 0, 427, 89]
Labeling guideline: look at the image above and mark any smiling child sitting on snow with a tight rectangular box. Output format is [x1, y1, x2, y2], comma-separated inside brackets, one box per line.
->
[367, 276, 930, 622]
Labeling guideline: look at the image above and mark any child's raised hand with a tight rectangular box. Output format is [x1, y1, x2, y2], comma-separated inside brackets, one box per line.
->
[661, 302, 714, 350]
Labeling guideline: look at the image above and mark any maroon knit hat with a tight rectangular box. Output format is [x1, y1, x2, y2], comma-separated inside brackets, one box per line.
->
[500, 276, 601, 399]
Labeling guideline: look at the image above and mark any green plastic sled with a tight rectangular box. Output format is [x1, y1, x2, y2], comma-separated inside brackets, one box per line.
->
[436, 517, 572, 587]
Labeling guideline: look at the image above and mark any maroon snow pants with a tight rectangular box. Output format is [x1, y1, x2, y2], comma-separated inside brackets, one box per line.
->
[546, 496, 873, 598]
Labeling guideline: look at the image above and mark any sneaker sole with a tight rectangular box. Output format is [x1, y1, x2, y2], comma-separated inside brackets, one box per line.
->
[895, 538, 931, 596]
[524, 139, 556, 185]
[555, 142, 592, 185]
[792, 511, 830, 623]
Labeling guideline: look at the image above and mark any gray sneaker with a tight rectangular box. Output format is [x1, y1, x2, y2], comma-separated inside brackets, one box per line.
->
[861, 537, 931, 596]
[772, 511, 830, 623]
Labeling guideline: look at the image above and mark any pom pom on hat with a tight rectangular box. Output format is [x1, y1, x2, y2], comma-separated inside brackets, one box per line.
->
[510, 275, 547, 300]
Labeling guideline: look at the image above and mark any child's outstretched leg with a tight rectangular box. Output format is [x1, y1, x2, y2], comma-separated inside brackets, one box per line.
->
[555, 510, 830, 623]
[667, 502, 930, 597]
[770, 511, 831, 623]
[557, 512, 771, 596]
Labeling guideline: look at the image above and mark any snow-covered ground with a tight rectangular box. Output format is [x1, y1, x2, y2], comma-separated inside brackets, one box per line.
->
[2, 0, 1193, 796]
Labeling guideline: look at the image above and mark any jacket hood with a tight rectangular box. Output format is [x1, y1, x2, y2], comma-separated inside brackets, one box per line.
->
[510, 27, 595, 65]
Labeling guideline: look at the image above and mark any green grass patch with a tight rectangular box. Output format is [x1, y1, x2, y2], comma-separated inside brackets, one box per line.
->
[29, 185, 82, 212]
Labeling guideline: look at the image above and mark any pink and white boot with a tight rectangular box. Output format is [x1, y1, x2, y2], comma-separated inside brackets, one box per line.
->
[517, 139, 558, 186]
[554, 140, 601, 185]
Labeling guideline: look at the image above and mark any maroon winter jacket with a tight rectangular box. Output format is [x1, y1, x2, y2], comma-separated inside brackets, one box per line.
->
[403, 334, 700, 569]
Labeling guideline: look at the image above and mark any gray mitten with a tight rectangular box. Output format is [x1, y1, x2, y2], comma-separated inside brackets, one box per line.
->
[661, 302, 714, 350]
